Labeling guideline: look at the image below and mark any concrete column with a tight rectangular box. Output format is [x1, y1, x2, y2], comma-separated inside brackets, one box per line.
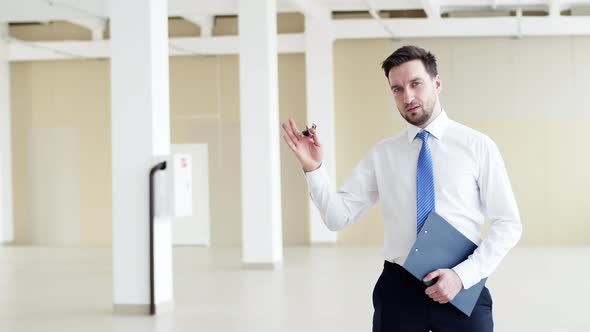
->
[0, 24, 14, 244]
[110, 0, 173, 314]
[238, 0, 283, 264]
[305, 13, 337, 243]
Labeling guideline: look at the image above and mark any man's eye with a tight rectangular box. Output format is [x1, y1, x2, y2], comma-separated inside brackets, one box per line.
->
[393, 88, 401, 93]
[412, 82, 422, 87]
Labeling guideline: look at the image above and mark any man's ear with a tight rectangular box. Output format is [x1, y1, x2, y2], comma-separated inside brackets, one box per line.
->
[434, 74, 442, 93]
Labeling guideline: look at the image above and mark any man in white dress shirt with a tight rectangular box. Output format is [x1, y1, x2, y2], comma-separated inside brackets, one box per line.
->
[281, 45, 522, 331]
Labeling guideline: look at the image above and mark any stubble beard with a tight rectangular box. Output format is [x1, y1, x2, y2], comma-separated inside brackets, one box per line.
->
[405, 108, 431, 127]
[400, 93, 437, 127]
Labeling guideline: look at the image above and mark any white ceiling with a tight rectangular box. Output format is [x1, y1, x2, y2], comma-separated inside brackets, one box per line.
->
[1, 0, 590, 23]
[2, 0, 590, 61]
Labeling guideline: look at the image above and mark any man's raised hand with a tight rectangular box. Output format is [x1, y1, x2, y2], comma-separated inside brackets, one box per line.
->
[281, 118, 322, 172]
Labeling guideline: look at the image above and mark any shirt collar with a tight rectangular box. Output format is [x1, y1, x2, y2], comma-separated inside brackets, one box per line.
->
[406, 109, 450, 143]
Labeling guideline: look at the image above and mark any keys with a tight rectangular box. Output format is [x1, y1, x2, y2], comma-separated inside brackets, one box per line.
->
[301, 123, 316, 137]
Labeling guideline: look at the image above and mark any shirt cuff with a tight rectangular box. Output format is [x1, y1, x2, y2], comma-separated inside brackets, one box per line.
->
[304, 162, 327, 194]
[452, 259, 480, 290]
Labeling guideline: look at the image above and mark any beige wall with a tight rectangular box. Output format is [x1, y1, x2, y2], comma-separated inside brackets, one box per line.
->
[11, 59, 112, 246]
[9, 18, 590, 247]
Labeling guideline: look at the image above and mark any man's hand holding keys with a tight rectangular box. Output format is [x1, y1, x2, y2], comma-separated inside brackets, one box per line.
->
[281, 118, 322, 172]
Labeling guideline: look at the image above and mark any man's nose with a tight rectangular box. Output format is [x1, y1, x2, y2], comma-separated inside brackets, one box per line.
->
[403, 89, 414, 104]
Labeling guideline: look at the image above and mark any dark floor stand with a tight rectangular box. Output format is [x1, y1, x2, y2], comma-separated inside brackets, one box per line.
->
[149, 161, 167, 315]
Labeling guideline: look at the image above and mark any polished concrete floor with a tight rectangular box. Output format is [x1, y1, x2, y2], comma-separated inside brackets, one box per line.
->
[0, 245, 588, 332]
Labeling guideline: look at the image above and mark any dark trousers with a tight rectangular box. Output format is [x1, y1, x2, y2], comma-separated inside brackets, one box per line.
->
[372, 261, 494, 332]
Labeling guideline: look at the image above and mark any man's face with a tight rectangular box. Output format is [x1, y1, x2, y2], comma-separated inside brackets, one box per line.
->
[387, 59, 441, 127]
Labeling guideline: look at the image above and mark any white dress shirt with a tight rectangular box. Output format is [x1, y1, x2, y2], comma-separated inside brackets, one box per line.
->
[305, 110, 522, 289]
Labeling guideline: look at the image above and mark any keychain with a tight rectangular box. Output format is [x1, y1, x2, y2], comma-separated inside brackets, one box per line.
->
[302, 123, 316, 137]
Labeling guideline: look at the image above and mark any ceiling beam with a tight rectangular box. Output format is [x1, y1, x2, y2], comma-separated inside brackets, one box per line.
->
[3, 0, 590, 24]
[283, 0, 330, 20]
[42, 0, 104, 18]
[5, 36, 90, 60]
[332, 16, 590, 39]
[516, 7, 523, 39]
[363, 0, 397, 39]
[547, 0, 563, 16]
[321, 0, 419, 12]
[441, 0, 550, 6]
[182, 15, 214, 37]
[420, 0, 442, 19]
[68, 17, 106, 40]
[0, 0, 106, 23]
[491, 0, 498, 10]
[167, 0, 237, 17]
[7, 33, 305, 61]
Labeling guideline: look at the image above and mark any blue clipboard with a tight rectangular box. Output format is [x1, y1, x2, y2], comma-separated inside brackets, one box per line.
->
[403, 211, 487, 317]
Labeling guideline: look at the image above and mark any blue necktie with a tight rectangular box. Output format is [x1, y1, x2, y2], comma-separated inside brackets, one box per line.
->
[416, 131, 435, 234]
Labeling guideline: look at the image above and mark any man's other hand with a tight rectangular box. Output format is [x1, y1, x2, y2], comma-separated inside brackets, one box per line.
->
[423, 269, 463, 304]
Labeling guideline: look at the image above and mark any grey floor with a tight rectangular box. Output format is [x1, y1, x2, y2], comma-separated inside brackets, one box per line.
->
[0, 245, 588, 332]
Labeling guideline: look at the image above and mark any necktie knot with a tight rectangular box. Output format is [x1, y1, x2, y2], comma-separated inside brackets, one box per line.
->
[416, 130, 430, 142]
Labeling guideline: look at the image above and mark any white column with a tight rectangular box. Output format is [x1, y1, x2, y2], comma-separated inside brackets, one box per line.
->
[305, 13, 337, 243]
[110, 0, 173, 314]
[238, 0, 283, 264]
[0, 24, 14, 243]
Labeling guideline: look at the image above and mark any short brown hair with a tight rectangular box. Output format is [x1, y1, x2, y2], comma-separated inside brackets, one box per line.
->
[381, 45, 438, 79]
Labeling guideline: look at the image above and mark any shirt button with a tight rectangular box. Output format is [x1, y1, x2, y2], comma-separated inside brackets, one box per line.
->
[424, 230, 428, 234]
[415, 248, 419, 252]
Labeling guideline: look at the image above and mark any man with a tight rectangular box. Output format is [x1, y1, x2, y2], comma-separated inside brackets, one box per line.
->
[281, 45, 522, 331]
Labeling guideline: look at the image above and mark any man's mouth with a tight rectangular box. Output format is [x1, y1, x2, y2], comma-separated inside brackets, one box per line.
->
[407, 105, 420, 113]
